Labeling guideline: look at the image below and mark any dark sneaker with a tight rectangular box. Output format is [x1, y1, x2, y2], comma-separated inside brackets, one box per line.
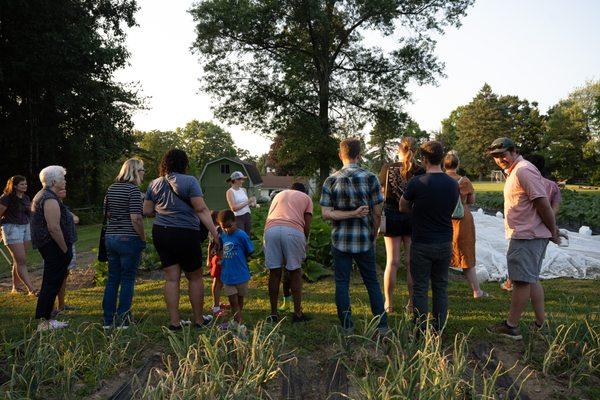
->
[292, 314, 311, 323]
[487, 321, 522, 340]
[266, 314, 279, 324]
[168, 324, 183, 331]
[195, 315, 214, 328]
[529, 321, 549, 334]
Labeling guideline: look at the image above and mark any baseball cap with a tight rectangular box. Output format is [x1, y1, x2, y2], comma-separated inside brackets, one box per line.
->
[487, 137, 516, 156]
[226, 171, 247, 182]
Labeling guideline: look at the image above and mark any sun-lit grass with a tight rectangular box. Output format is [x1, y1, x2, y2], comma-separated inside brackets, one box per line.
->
[2, 211, 599, 398]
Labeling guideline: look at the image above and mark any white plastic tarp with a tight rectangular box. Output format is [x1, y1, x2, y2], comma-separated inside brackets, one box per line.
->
[473, 210, 600, 282]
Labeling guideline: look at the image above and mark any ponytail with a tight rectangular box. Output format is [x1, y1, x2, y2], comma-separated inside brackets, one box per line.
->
[399, 137, 417, 181]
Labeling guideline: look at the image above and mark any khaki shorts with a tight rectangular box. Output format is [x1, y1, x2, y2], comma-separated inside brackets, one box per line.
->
[223, 281, 249, 297]
[507, 238, 549, 283]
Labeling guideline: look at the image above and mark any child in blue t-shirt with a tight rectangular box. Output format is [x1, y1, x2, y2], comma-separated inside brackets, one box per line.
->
[217, 210, 254, 331]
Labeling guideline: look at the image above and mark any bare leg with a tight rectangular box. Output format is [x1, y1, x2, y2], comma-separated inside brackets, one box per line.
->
[289, 268, 303, 316]
[268, 268, 282, 316]
[8, 242, 35, 293]
[235, 295, 244, 324]
[463, 267, 482, 297]
[383, 236, 402, 311]
[212, 277, 223, 308]
[228, 294, 240, 323]
[185, 268, 205, 325]
[11, 264, 22, 292]
[401, 235, 413, 311]
[57, 272, 68, 310]
[530, 281, 545, 325]
[507, 281, 531, 327]
[163, 265, 182, 326]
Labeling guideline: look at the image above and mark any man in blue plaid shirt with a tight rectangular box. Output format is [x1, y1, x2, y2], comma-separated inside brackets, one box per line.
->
[320, 138, 388, 333]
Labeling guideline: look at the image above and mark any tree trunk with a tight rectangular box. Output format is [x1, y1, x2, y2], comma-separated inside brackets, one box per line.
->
[317, 65, 331, 189]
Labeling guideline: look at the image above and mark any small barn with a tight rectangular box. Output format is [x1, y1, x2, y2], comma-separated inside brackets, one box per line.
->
[199, 157, 263, 211]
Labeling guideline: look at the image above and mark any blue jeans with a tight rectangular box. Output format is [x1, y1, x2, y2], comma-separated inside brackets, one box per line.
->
[332, 246, 387, 330]
[102, 235, 145, 326]
[410, 241, 452, 331]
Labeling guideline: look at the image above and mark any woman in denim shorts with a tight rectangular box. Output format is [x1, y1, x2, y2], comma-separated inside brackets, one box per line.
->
[0, 175, 36, 295]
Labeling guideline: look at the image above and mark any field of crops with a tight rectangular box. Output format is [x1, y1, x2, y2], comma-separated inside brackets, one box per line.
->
[473, 182, 600, 231]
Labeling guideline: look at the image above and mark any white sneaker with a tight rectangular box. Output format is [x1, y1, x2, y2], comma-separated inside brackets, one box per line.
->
[237, 324, 248, 337]
[180, 319, 192, 326]
[37, 320, 68, 331]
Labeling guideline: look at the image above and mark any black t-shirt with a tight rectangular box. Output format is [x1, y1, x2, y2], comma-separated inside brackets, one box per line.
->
[403, 173, 459, 244]
[0, 193, 31, 225]
[379, 162, 425, 208]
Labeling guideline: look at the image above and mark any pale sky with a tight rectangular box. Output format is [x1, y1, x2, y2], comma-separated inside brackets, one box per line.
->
[115, 0, 600, 156]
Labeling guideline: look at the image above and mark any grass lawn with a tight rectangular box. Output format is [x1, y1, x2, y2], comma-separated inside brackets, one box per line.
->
[1, 267, 598, 398]
[1, 212, 598, 398]
[0, 269, 597, 347]
[0, 220, 156, 278]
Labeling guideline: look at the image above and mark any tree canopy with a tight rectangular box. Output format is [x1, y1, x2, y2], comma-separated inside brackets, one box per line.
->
[442, 81, 600, 183]
[0, 0, 139, 205]
[190, 0, 474, 182]
[135, 121, 250, 181]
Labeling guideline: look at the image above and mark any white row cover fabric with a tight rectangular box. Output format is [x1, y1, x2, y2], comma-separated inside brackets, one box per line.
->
[472, 209, 600, 282]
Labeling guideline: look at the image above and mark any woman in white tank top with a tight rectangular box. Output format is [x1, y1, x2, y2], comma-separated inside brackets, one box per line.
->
[225, 171, 255, 235]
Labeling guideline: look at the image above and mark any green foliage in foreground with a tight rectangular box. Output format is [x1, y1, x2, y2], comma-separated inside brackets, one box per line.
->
[2, 323, 147, 399]
[136, 322, 291, 398]
[2, 295, 598, 399]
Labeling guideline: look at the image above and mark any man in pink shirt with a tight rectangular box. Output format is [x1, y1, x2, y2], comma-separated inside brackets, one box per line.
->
[264, 182, 313, 323]
[487, 137, 560, 340]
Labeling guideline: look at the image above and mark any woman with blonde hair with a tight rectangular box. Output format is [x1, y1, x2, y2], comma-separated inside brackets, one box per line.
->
[444, 151, 488, 298]
[0, 175, 36, 295]
[101, 158, 147, 328]
[379, 137, 425, 313]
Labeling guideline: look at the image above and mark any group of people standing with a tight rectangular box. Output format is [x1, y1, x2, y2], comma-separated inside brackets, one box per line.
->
[320, 136, 558, 338]
[1, 134, 558, 339]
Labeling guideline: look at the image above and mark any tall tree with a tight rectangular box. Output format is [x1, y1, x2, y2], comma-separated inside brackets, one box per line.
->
[454, 84, 508, 179]
[0, 0, 139, 205]
[499, 96, 545, 157]
[176, 120, 239, 176]
[135, 130, 181, 184]
[267, 115, 339, 176]
[543, 100, 590, 181]
[367, 109, 427, 171]
[437, 106, 464, 151]
[568, 80, 600, 138]
[190, 0, 474, 183]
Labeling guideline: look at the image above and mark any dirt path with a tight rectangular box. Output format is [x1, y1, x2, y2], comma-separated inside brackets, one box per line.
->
[0, 251, 97, 293]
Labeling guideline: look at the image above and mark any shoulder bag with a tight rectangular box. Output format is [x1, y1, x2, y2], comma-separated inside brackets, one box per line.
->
[451, 177, 464, 219]
[163, 177, 209, 243]
[97, 195, 108, 262]
[378, 168, 389, 235]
